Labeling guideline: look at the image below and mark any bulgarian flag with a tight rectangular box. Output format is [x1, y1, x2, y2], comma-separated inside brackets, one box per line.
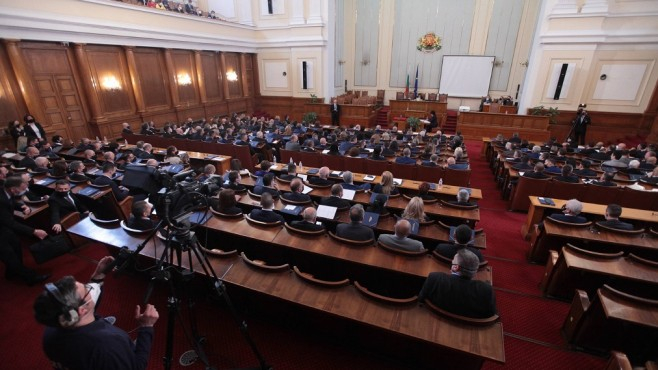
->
[413, 65, 419, 99]
[405, 73, 410, 98]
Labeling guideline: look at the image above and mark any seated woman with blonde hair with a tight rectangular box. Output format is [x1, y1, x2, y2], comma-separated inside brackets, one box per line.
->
[372, 171, 399, 195]
[401, 196, 429, 222]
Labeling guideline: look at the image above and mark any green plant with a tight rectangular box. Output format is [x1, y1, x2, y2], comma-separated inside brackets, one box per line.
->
[303, 111, 318, 124]
[406, 116, 421, 131]
[530, 105, 560, 124]
[310, 94, 318, 103]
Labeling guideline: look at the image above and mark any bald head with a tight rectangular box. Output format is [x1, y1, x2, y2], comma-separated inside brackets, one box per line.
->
[394, 219, 411, 238]
[319, 166, 330, 179]
[302, 207, 317, 223]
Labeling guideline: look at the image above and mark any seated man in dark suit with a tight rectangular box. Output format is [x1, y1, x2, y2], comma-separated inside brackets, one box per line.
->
[308, 166, 334, 186]
[543, 158, 561, 174]
[522, 162, 549, 179]
[222, 170, 246, 192]
[377, 219, 425, 252]
[640, 166, 658, 185]
[93, 162, 129, 202]
[449, 189, 477, 207]
[126, 200, 155, 230]
[19, 146, 40, 169]
[554, 164, 580, 183]
[418, 249, 496, 319]
[121, 122, 133, 134]
[289, 207, 324, 232]
[573, 159, 597, 177]
[335, 204, 375, 242]
[48, 180, 89, 234]
[284, 134, 301, 152]
[434, 224, 484, 262]
[590, 171, 617, 187]
[279, 163, 298, 182]
[319, 184, 351, 209]
[249, 192, 284, 223]
[340, 171, 370, 191]
[512, 155, 534, 171]
[547, 198, 588, 224]
[597, 204, 634, 230]
[394, 148, 416, 165]
[252, 173, 280, 198]
[281, 178, 311, 203]
[421, 154, 440, 167]
[81, 149, 98, 166]
[32, 157, 50, 174]
[137, 143, 155, 160]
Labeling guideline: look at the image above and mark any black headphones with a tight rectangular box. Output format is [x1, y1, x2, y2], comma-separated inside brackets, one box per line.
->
[45, 283, 80, 327]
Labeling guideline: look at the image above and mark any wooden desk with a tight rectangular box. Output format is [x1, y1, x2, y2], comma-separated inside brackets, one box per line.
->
[456, 112, 549, 142]
[66, 216, 504, 369]
[389, 100, 447, 128]
[523, 196, 658, 239]
[563, 285, 658, 362]
[121, 144, 231, 174]
[541, 245, 658, 300]
[529, 221, 658, 263]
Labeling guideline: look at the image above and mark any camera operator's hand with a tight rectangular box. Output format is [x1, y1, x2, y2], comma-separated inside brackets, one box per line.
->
[91, 256, 115, 280]
[136, 304, 159, 327]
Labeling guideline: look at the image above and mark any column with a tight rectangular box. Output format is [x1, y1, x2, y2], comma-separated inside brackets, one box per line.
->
[219, 52, 230, 99]
[163, 49, 180, 108]
[124, 46, 145, 113]
[240, 53, 249, 97]
[195, 51, 207, 104]
[73, 44, 104, 121]
[307, 0, 323, 24]
[3, 40, 40, 118]
[289, 0, 305, 25]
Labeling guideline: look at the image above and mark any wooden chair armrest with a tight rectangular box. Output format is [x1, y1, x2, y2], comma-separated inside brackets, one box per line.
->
[240, 252, 289, 272]
[423, 299, 499, 326]
[565, 243, 624, 259]
[354, 281, 417, 305]
[245, 214, 282, 227]
[627, 253, 658, 268]
[120, 220, 154, 234]
[293, 266, 350, 287]
[377, 241, 426, 256]
[328, 231, 374, 247]
[209, 207, 243, 218]
[284, 222, 325, 236]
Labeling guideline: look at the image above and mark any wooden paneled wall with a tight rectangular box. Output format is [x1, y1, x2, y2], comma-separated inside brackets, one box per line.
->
[0, 40, 257, 147]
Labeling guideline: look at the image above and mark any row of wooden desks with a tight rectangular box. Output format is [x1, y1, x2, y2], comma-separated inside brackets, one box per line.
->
[523, 196, 658, 239]
[65, 216, 504, 368]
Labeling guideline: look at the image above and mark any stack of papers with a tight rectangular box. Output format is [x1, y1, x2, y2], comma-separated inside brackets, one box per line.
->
[341, 189, 356, 200]
[317, 205, 337, 219]
[302, 185, 313, 194]
[393, 178, 403, 186]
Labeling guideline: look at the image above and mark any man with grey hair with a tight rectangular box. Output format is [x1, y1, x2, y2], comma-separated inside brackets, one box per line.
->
[395, 147, 416, 165]
[378, 219, 425, 252]
[290, 207, 324, 231]
[284, 134, 301, 152]
[418, 249, 496, 319]
[33, 157, 50, 174]
[249, 192, 284, 223]
[309, 166, 333, 186]
[335, 204, 374, 241]
[138, 143, 155, 160]
[19, 146, 40, 170]
[545, 199, 588, 224]
[319, 184, 351, 209]
[449, 189, 475, 207]
[340, 171, 370, 191]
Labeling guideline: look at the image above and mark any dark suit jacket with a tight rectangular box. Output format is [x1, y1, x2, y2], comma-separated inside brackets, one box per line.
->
[284, 141, 301, 152]
[523, 171, 548, 179]
[289, 220, 324, 232]
[126, 216, 155, 231]
[19, 156, 37, 170]
[319, 196, 350, 209]
[335, 222, 374, 241]
[0, 190, 34, 236]
[48, 193, 88, 226]
[418, 272, 496, 319]
[249, 209, 284, 223]
[598, 219, 634, 231]
[252, 185, 280, 198]
[24, 122, 47, 141]
[372, 184, 399, 195]
[554, 175, 580, 183]
[281, 192, 311, 203]
[395, 156, 416, 165]
[590, 180, 616, 187]
[573, 169, 597, 177]
[308, 177, 334, 186]
[93, 175, 128, 202]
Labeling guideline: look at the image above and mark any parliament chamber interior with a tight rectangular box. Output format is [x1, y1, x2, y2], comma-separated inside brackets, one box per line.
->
[0, 0, 657, 369]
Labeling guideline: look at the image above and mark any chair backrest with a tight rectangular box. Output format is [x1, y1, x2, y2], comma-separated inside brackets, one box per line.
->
[354, 281, 418, 305]
[209, 207, 243, 218]
[396, 92, 405, 100]
[280, 195, 312, 205]
[444, 168, 471, 187]
[438, 94, 448, 103]
[545, 217, 592, 228]
[240, 252, 289, 272]
[580, 183, 622, 205]
[293, 266, 350, 287]
[244, 213, 282, 227]
[416, 165, 445, 183]
[423, 299, 499, 326]
[298, 151, 322, 168]
[439, 199, 479, 210]
[284, 222, 326, 236]
[365, 159, 390, 176]
[321, 154, 345, 170]
[564, 243, 624, 259]
[627, 253, 658, 268]
[595, 222, 644, 235]
[343, 156, 366, 173]
[377, 241, 426, 256]
[328, 231, 374, 247]
[428, 93, 438, 101]
[545, 180, 585, 201]
[390, 162, 417, 180]
[509, 176, 550, 212]
[617, 187, 658, 211]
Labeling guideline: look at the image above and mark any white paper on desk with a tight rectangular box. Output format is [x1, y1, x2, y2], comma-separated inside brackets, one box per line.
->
[211, 157, 225, 161]
[302, 185, 313, 194]
[364, 148, 374, 153]
[240, 169, 250, 175]
[519, 172, 525, 176]
[284, 205, 298, 211]
[2, 153, 16, 158]
[298, 174, 308, 181]
[393, 178, 403, 186]
[363, 175, 375, 181]
[270, 165, 279, 170]
[331, 170, 342, 177]
[322, 150, 330, 154]
[317, 205, 337, 219]
[342, 189, 356, 200]
[178, 151, 187, 155]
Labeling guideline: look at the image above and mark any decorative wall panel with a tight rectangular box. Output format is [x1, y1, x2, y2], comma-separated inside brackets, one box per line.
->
[133, 49, 170, 109]
[484, 0, 524, 92]
[86, 46, 134, 115]
[171, 50, 199, 105]
[353, 0, 380, 87]
[200, 52, 223, 101]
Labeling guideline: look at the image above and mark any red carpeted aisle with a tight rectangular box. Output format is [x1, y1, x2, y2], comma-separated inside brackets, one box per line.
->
[0, 139, 607, 370]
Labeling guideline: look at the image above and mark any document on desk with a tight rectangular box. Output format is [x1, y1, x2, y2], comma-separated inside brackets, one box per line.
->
[363, 212, 380, 227]
[363, 175, 376, 181]
[342, 189, 356, 200]
[317, 205, 337, 219]
[302, 185, 313, 194]
[298, 174, 308, 181]
[393, 178, 403, 186]
[280, 205, 303, 215]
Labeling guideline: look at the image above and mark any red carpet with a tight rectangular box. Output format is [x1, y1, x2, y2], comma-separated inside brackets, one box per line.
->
[0, 139, 609, 369]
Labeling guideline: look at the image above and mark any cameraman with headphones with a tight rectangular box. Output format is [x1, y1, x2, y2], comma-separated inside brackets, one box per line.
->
[33, 256, 159, 370]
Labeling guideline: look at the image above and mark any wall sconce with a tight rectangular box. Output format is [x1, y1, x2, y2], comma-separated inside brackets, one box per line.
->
[493, 60, 504, 67]
[361, 58, 370, 66]
[177, 73, 192, 86]
[338, 60, 346, 65]
[226, 71, 238, 82]
[101, 75, 122, 91]
[520, 60, 529, 67]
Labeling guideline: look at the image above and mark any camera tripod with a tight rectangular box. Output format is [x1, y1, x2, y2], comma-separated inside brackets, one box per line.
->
[126, 214, 271, 370]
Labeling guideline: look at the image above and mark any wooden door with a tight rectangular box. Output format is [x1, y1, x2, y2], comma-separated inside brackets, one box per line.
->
[32, 74, 89, 143]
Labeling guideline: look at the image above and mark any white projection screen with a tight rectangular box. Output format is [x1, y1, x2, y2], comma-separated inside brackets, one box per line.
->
[439, 56, 495, 98]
